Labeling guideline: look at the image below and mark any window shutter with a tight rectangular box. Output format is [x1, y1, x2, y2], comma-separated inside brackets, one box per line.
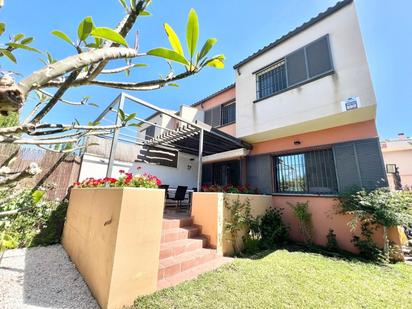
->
[211, 106, 221, 127]
[333, 138, 388, 192]
[355, 139, 388, 190]
[204, 109, 212, 125]
[247, 155, 273, 194]
[202, 164, 213, 185]
[333, 143, 361, 192]
[306, 36, 333, 78]
[286, 48, 307, 86]
[145, 125, 155, 140]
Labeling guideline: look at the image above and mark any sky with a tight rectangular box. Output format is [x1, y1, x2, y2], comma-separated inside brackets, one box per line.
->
[1, 0, 411, 139]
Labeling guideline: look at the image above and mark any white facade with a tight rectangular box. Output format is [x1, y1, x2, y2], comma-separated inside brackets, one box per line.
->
[79, 152, 199, 189]
[235, 2, 377, 143]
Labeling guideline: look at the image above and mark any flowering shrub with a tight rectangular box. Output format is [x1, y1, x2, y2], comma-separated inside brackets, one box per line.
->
[73, 170, 161, 189]
[201, 184, 259, 194]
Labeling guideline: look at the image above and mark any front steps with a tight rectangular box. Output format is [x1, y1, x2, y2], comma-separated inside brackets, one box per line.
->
[158, 215, 232, 289]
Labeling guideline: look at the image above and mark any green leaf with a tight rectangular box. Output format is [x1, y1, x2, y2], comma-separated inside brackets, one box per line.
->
[197, 38, 217, 63]
[13, 33, 24, 42]
[118, 0, 127, 10]
[51, 30, 73, 46]
[125, 112, 136, 122]
[118, 109, 126, 122]
[0, 23, 6, 36]
[91, 27, 128, 47]
[20, 37, 33, 45]
[140, 11, 151, 16]
[128, 123, 142, 127]
[0, 49, 16, 63]
[32, 190, 45, 204]
[88, 102, 99, 108]
[186, 8, 199, 60]
[6, 43, 40, 53]
[203, 54, 225, 69]
[164, 23, 184, 56]
[78, 16, 94, 42]
[168, 83, 179, 87]
[46, 51, 55, 64]
[147, 48, 189, 66]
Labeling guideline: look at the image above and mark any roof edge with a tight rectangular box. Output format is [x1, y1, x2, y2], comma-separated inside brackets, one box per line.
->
[233, 0, 353, 69]
[190, 83, 235, 107]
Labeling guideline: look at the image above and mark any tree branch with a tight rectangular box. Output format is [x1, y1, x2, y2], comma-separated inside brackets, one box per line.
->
[18, 47, 142, 94]
[0, 123, 123, 136]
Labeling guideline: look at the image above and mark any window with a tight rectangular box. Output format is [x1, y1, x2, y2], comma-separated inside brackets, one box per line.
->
[256, 35, 333, 100]
[256, 60, 287, 99]
[221, 102, 236, 125]
[274, 148, 338, 194]
[145, 125, 155, 140]
[386, 164, 397, 174]
[204, 103, 236, 127]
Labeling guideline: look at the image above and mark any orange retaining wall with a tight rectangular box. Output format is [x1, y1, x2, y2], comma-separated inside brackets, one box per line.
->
[272, 195, 402, 253]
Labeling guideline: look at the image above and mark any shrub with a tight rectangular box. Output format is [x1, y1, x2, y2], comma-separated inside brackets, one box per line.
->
[201, 184, 259, 194]
[339, 187, 412, 260]
[259, 207, 289, 249]
[351, 222, 384, 262]
[289, 201, 313, 245]
[74, 170, 161, 189]
[224, 197, 252, 255]
[0, 190, 68, 251]
[326, 228, 339, 252]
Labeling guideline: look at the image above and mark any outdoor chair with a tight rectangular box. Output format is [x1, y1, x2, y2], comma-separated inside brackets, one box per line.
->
[159, 184, 169, 199]
[167, 186, 188, 209]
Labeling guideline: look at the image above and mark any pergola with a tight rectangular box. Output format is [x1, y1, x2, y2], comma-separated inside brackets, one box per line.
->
[91, 92, 252, 189]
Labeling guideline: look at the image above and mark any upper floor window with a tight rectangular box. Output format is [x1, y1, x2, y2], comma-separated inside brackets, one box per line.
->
[144, 125, 155, 140]
[256, 35, 333, 101]
[221, 102, 236, 125]
[274, 148, 338, 194]
[204, 102, 236, 127]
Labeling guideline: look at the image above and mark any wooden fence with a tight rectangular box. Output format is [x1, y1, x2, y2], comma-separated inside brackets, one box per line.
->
[0, 145, 81, 201]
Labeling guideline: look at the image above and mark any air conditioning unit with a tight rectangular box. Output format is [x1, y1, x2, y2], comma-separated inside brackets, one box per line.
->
[341, 96, 361, 112]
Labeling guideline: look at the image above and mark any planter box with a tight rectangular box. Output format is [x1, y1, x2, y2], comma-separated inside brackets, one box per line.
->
[191, 192, 272, 256]
[62, 187, 164, 309]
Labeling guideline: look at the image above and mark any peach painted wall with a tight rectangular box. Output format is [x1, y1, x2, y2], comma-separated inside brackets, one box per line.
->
[218, 123, 236, 136]
[193, 86, 235, 111]
[193, 86, 236, 137]
[251, 120, 378, 155]
[272, 195, 403, 253]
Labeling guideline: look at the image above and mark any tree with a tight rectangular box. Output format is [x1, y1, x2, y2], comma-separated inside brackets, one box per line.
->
[0, 0, 224, 189]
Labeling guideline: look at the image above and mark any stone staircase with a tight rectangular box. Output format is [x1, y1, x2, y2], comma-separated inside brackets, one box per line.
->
[402, 245, 412, 264]
[158, 215, 232, 290]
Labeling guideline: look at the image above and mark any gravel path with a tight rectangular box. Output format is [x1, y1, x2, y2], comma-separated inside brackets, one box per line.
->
[0, 244, 99, 309]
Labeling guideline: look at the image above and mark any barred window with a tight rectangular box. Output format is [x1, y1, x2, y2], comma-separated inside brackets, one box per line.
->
[274, 148, 338, 194]
[256, 60, 287, 99]
[256, 35, 333, 100]
[221, 102, 236, 125]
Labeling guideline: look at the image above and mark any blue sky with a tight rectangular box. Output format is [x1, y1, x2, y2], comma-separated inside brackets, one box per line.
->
[1, 0, 411, 138]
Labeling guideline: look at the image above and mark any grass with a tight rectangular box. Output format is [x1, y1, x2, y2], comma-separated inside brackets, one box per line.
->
[132, 249, 412, 309]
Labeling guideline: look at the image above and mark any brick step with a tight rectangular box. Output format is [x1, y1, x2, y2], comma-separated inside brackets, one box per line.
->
[158, 248, 217, 281]
[162, 216, 193, 230]
[157, 256, 233, 290]
[161, 226, 200, 243]
[160, 237, 208, 259]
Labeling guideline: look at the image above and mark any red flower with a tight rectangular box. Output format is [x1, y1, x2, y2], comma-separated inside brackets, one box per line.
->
[119, 169, 125, 174]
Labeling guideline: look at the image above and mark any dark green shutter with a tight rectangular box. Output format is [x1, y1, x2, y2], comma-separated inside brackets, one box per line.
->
[355, 139, 388, 190]
[333, 138, 388, 192]
[246, 155, 273, 194]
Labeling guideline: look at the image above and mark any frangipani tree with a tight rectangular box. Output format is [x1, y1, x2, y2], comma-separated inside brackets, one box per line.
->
[0, 0, 224, 188]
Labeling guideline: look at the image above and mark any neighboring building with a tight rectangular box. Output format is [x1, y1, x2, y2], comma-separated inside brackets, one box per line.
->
[381, 133, 412, 189]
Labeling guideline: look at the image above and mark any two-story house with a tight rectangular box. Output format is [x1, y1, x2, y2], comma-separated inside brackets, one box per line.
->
[190, 0, 388, 248]
[80, 0, 389, 250]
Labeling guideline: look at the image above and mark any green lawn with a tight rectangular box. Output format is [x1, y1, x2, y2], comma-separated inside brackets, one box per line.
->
[133, 249, 412, 309]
